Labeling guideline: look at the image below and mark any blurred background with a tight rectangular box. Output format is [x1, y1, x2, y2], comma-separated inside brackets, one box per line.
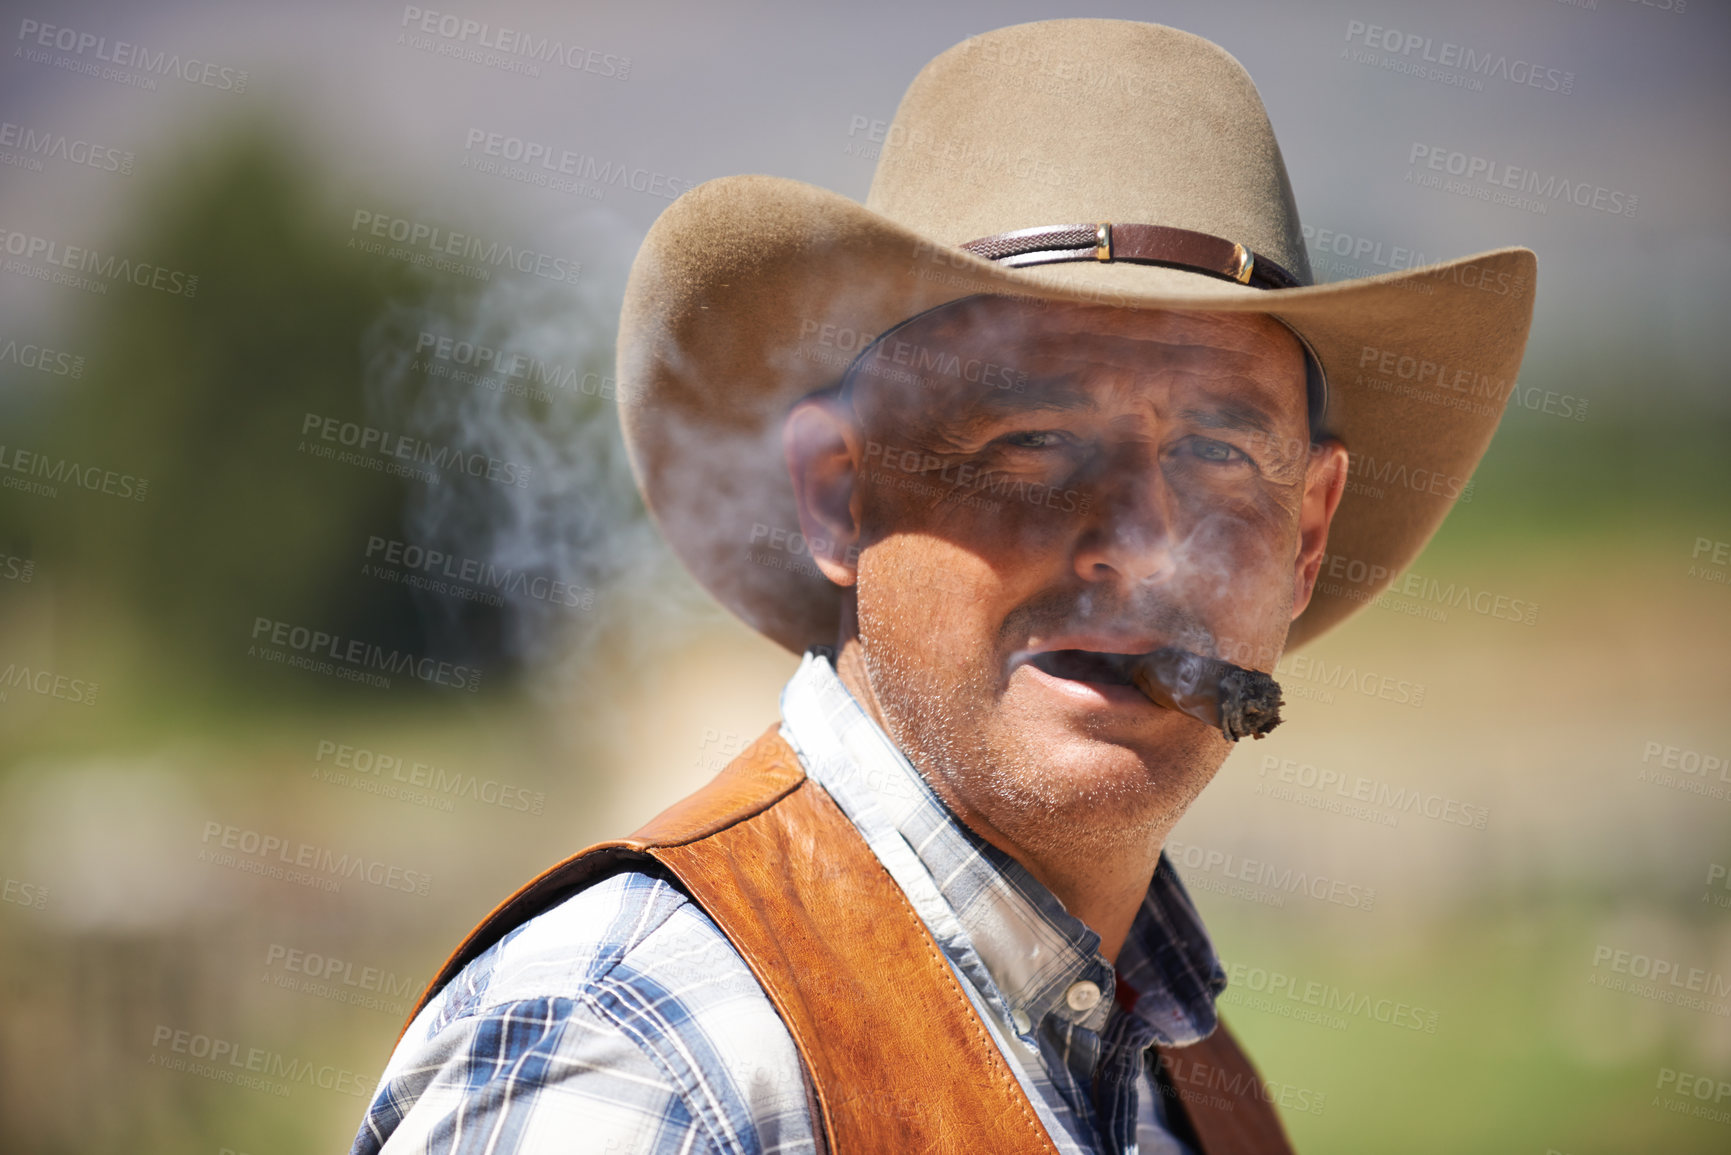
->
[0, 0, 1726, 1151]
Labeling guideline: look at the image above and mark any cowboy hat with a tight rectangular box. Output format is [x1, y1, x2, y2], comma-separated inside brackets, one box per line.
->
[614, 18, 1537, 654]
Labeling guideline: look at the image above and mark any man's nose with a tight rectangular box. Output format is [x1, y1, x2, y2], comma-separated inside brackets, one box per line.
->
[1071, 448, 1180, 588]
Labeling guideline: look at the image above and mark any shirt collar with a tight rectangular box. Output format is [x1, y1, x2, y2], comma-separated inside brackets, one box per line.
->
[778, 647, 1226, 1048]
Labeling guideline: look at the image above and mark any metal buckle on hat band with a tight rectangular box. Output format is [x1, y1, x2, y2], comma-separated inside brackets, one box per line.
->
[1229, 242, 1254, 284]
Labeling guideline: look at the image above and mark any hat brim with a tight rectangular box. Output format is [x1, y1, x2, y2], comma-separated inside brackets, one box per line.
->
[616, 174, 1537, 655]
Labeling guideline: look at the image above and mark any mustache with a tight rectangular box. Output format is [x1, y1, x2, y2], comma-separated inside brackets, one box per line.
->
[997, 585, 1217, 656]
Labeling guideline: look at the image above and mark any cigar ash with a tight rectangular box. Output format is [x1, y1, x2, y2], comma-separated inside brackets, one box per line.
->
[1128, 648, 1283, 742]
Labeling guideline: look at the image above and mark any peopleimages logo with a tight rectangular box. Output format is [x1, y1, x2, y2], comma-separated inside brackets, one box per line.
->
[1407, 144, 1638, 218]
[0, 120, 134, 175]
[0, 442, 149, 503]
[262, 942, 418, 1015]
[1589, 944, 1731, 1011]
[199, 820, 435, 897]
[363, 535, 594, 611]
[2, 875, 48, 910]
[798, 317, 1029, 392]
[0, 335, 84, 378]
[1314, 549, 1541, 628]
[0, 228, 199, 296]
[348, 210, 581, 284]
[1256, 755, 1491, 830]
[299, 412, 532, 489]
[16, 19, 249, 92]
[1343, 20, 1574, 95]
[1344, 451, 1471, 503]
[863, 440, 1089, 515]
[462, 128, 690, 201]
[1165, 839, 1377, 911]
[149, 1025, 367, 1098]
[1272, 652, 1426, 709]
[1356, 343, 1587, 424]
[1161, 1052, 1327, 1118]
[1219, 960, 1440, 1033]
[1653, 1068, 1731, 1129]
[0, 663, 99, 707]
[249, 616, 484, 692]
[313, 738, 546, 815]
[397, 6, 630, 80]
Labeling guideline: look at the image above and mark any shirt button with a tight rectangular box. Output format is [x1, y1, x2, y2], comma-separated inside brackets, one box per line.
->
[1011, 1008, 1032, 1035]
[1065, 981, 1102, 1012]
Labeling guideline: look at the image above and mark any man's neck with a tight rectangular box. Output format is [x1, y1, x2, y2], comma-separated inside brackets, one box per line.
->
[830, 636, 1164, 966]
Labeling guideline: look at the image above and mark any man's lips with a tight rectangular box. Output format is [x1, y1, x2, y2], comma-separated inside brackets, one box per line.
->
[1022, 649, 1141, 686]
[1018, 642, 1286, 740]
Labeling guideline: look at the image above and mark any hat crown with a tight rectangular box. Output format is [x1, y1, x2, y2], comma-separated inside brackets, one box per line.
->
[865, 19, 1312, 285]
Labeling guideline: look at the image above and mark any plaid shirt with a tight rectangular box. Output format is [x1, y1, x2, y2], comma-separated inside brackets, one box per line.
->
[352, 649, 1227, 1154]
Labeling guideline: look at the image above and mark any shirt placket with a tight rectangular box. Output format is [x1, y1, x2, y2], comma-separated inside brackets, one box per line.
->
[1090, 1007, 1159, 1155]
[1028, 957, 1124, 1151]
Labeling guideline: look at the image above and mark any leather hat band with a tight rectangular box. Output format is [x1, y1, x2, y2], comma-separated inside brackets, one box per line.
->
[961, 222, 1302, 291]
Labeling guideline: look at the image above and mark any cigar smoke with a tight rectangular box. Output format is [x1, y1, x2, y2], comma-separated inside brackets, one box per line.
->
[359, 212, 693, 687]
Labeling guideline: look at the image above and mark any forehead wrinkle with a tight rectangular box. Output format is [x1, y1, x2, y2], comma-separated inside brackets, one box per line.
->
[866, 322, 1305, 434]
[1049, 356, 1300, 424]
[984, 374, 1096, 413]
[885, 373, 1095, 439]
[1014, 334, 1300, 397]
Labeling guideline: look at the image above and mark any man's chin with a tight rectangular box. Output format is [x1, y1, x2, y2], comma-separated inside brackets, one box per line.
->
[1018, 718, 1181, 779]
[973, 729, 1190, 845]
[996, 706, 1230, 842]
[991, 671, 1228, 806]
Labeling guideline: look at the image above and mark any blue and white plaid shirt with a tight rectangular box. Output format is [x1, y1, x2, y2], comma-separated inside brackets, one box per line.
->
[352, 649, 1228, 1154]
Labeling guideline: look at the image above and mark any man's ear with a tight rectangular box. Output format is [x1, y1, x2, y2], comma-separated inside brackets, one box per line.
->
[782, 396, 864, 588]
[1292, 437, 1350, 619]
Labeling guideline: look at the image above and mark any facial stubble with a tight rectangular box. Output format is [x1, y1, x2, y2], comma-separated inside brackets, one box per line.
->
[853, 558, 1220, 865]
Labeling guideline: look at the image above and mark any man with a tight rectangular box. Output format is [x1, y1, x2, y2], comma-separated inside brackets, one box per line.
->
[352, 19, 1535, 1154]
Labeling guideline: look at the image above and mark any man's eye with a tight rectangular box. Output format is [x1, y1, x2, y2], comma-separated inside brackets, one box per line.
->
[1003, 430, 1067, 449]
[1184, 437, 1249, 464]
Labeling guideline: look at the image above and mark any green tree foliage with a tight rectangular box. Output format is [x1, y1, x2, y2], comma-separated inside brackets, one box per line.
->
[3, 123, 488, 704]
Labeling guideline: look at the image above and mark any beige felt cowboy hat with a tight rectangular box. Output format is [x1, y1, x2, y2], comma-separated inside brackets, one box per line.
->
[614, 18, 1537, 654]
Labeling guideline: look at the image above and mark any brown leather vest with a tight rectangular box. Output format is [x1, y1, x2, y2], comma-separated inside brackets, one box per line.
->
[406, 727, 1298, 1154]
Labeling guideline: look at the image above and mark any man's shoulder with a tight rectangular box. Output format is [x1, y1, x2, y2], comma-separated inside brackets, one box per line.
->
[422, 866, 747, 1030]
[361, 867, 815, 1155]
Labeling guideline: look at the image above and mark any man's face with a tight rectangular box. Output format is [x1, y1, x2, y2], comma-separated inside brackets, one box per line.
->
[788, 295, 1345, 854]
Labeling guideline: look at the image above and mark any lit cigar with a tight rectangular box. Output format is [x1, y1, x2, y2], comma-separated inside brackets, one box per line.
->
[1127, 648, 1284, 742]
